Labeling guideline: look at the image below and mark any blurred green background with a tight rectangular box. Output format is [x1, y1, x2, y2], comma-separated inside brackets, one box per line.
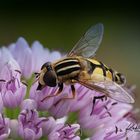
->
[0, 1, 140, 106]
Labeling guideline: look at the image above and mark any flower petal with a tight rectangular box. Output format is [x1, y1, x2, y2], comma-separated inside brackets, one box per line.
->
[31, 41, 49, 72]
[21, 99, 37, 110]
[10, 37, 33, 78]
[9, 119, 19, 139]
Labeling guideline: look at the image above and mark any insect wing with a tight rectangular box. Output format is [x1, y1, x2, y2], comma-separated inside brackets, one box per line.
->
[76, 75, 134, 104]
[68, 23, 104, 58]
[95, 80, 134, 103]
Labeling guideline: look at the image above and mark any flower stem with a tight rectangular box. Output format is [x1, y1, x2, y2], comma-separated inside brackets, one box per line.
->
[39, 111, 50, 117]
[66, 112, 78, 124]
[40, 136, 48, 140]
[25, 74, 34, 98]
[5, 107, 20, 119]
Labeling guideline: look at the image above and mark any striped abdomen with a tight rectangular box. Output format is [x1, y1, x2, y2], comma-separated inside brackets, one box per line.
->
[87, 58, 126, 85]
[54, 58, 81, 79]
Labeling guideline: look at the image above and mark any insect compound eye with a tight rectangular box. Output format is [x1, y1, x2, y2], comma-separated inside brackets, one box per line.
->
[43, 70, 57, 87]
[41, 62, 52, 70]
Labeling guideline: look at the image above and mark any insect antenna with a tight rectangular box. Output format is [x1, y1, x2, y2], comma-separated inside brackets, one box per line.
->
[34, 72, 40, 78]
[32, 72, 40, 85]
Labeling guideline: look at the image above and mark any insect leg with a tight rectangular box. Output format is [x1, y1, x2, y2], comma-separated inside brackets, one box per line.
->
[54, 85, 76, 106]
[90, 95, 106, 115]
[104, 105, 112, 117]
[62, 85, 75, 100]
[41, 83, 63, 102]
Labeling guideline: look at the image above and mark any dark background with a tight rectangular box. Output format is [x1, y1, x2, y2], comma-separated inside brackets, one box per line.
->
[0, 1, 140, 107]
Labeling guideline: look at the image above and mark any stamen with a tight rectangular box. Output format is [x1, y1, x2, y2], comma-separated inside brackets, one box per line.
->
[0, 79, 6, 82]
[57, 125, 66, 132]
[15, 69, 21, 74]
[41, 96, 48, 102]
[112, 102, 118, 106]
[63, 130, 67, 135]
[2, 114, 5, 125]
[35, 118, 48, 127]
[104, 105, 112, 117]
[107, 112, 112, 117]
[115, 126, 118, 134]
[0, 126, 4, 131]
[66, 123, 71, 128]
[104, 105, 108, 110]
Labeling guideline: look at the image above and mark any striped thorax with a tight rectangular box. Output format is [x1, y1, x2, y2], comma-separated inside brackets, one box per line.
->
[54, 57, 81, 84]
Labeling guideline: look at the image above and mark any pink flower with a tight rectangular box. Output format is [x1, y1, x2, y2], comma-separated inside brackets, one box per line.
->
[31, 41, 61, 72]
[9, 37, 34, 78]
[30, 82, 57, 110]
[48, 123, 80, 140]
[9, 37, 61, 78]
[18, 109, 48, 140]
[0, 114, 10, 139]
[0, 37, 139, 139]
[0, 47, 26, 108]
[78, 92, 139, 139]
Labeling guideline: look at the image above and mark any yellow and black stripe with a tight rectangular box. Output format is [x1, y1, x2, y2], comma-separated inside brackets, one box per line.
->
[87, 59, 125, 85]
[54, 58, 81, 76]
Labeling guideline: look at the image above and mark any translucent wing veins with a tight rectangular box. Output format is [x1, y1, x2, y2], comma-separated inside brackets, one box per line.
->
[75, 75, 134, 104]
[68, 23, 104, 58]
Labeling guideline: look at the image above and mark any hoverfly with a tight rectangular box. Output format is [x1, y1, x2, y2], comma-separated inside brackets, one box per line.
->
[35, 23, 134, 108]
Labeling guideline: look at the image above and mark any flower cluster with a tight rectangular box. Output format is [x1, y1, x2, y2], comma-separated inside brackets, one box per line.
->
[0, 37, 139, 140]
